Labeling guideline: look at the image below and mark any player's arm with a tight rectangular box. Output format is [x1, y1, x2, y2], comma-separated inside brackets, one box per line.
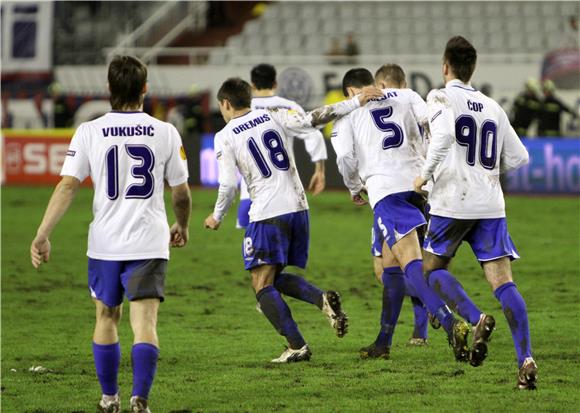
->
[204, 134, 237, 230]
[272, 86, 384, 134]
[414, 90, 455, 194]
[169, 183, 191, 247]
[31, 125, 90, 268]
[499, 111, 529, 173]
[289, 104, 328, 195]
[31, 176, 81, 268]
[410, 91, 431, 156]
[330, 117, 366, 206]
[165, 125, 192, 247]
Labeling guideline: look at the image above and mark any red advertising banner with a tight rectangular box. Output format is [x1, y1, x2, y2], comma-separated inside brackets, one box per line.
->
[2, 129, 75, 185]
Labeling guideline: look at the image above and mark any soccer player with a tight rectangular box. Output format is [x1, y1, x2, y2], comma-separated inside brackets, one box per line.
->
[331, 67, 470, 362]
[236, 63, 327, 229]
[30, 56, 192, 412]
[414, 36, 536, 389]
[204, 77, 383, 362]
[367, 64, 433, 346]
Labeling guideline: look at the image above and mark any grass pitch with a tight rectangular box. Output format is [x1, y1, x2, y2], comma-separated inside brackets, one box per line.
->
[2, 186, 579, 412]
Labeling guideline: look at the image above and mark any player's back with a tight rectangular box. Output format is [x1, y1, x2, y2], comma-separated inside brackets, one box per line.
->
[215, 109, 308, 222]
[341, 88, 428, 208]
[428, 80, 515, 218]
[66, 111, 186, 259]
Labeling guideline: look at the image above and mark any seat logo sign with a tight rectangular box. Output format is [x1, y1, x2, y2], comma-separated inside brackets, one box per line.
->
[277, 67, 314, 108]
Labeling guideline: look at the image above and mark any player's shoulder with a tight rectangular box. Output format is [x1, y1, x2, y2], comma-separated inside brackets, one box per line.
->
[426, 87, 450, 102]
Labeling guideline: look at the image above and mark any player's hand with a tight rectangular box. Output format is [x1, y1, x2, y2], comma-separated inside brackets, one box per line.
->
[413, 176, 429, 197]
[204, 214, 221, 230]
[358, 86, 384, 106]
[351, 188, 368, 206]
[31, 234, 51, 268]
[170, 223, 189, 247]
[308, 171, 325, 195]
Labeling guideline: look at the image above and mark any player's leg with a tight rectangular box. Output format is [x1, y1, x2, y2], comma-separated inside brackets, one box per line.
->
[391, 230, 470, 362]
[122, 259, 167, 411]
[361, 244, 402, 358]
[252, 264, 310, 362]
[275, 211, 347, 337]
[381, 245, 429, 344]
[472, 218, 536, 388]
[484, 258, 535, 389]
[88, 259, 123, 412]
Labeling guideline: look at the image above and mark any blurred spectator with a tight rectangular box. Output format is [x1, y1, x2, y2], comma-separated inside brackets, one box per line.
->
[511, 78, 541, 137]
[537, 79, 578, 136]
[326, 37, 343, 65]
[563, 16, 579, 48]
[345, 32, 360, 64]
[48, 82, 73, 128]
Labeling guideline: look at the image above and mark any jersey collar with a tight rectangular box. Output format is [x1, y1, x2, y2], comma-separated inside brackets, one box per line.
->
[446, 79, 477, 92]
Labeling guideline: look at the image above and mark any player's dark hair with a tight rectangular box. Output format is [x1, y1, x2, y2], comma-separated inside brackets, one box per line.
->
[107, 55, 147, 110]
[375, 64, 406, 87]
[217, 77, 252, 109]
[342, 68, 374, 97]
[251, 63, 277, 90]
[443, 36, 477, 83]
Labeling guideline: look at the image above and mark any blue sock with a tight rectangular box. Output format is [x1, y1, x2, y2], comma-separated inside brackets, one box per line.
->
[131, 343, 159, 399]
[92, 342, 120, 396]
[410, 297, 428, 339]
[274, 272, 324, 309]
[428, 269, 482, 325]
[256, 285, 306, 349]
[375, 267, 405, 348]
[494, 282, 532, 367]
[404, 259, 455, 333]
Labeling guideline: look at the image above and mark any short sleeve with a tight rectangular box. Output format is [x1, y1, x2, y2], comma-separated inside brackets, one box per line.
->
[60, 123, 90, 182]
[164, 124, 189, 187]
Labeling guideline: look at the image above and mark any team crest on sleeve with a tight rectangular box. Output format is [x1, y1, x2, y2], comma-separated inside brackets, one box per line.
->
[216, 150, 222, 160]
[66, 150, 76, 157]
[180, 146, 187, 160]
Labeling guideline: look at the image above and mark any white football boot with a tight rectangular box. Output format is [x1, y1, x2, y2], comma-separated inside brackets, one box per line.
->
[321, 291, 349, 338]
[271, 344, 312, 363]
[97, 394, 120, 413]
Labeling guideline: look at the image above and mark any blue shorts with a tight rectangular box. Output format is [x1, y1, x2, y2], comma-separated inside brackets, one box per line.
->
[372, 200, 430, 256]
[236, 199, 252, 229]
[423, 215, 520, 262]
[88, 258, 167, 308]
[243, 210, 309, 270]
[373, 191, 427, 250]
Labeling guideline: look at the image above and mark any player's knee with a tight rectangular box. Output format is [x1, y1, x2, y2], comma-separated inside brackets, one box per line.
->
[96, 304, 122, 324]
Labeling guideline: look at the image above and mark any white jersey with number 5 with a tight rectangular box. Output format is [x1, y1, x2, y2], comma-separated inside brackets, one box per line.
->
[331, 88, 429, 209]
[60, 112, 189, 260]
[421, 79, 529, 219]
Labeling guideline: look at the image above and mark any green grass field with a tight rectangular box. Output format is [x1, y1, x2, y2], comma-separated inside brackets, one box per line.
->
[2, 187, 579, 412]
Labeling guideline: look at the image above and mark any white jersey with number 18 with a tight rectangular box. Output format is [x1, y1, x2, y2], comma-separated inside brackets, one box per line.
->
[237, 95, 327, 200]
[60, 111, 189, 260]
[422, 79, 529, 219]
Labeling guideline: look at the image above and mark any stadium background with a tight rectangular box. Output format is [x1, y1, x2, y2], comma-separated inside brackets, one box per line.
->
[1, 0, 579, 192]
[1, 1, 580, 412]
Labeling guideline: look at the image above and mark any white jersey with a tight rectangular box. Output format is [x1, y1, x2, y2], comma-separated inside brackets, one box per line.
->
[213, 97, 361, 223]
[421, 79, 529, 219]
[60, 111, 189, 260]
[331, 88, 429, 209]
[237, 95, 327, 199]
